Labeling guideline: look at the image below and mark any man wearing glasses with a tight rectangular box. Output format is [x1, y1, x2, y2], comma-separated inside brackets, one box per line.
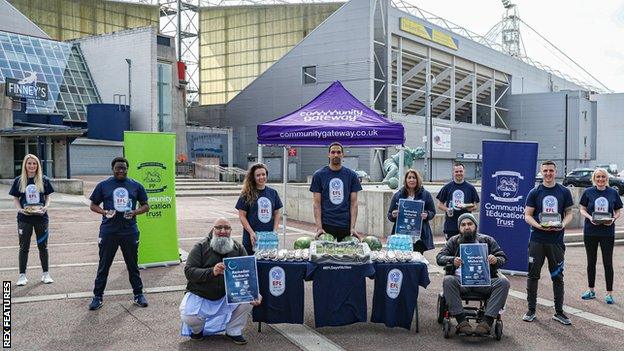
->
[88, 157, 150, 310]
[179, 217, 262, 344]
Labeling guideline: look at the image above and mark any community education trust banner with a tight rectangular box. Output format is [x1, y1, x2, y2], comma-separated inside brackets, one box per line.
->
[479, 140, 538, 273]
[125, 132, 180, 267]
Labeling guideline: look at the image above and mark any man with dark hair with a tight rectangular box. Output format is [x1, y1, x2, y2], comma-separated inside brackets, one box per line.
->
[437, 213, 509, 336]
[310, 142, 362, 241]
[180, 217, 262, 344]
[87, 157, 150, 310]
[523, 160, 574, 325]
[436, 163, 480, 240]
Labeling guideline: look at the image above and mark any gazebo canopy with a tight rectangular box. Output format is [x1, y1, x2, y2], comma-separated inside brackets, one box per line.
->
[257, 81, 404, 147]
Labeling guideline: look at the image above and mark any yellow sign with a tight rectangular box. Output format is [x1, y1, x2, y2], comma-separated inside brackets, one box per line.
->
[400, 17, 459, 51]
[400, 17, 431, 40]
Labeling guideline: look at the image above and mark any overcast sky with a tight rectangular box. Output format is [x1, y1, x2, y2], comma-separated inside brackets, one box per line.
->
[410, 0, 624, 93]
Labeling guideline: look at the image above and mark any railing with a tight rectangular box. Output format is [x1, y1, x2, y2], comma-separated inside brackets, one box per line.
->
[192, 163, 247, 182]
[175, 162, 195, 177]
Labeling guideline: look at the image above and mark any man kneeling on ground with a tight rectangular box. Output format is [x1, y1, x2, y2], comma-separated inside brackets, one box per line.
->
[179, 217, 262, 344]
[436, 213, 510, 336]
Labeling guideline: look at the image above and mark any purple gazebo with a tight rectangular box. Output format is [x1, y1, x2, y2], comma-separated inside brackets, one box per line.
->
[256, 81, 406, 242]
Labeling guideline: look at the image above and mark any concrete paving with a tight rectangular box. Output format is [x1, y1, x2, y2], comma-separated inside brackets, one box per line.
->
[1, 183, 624, 350]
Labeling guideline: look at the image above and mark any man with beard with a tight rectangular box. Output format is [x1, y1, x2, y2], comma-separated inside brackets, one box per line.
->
[310, 142, 363, 241]
[436, 213, 509, 336]
[88, 157, 150, 310]
[436, 163, 480, 240]
[179, 217, 262, 344]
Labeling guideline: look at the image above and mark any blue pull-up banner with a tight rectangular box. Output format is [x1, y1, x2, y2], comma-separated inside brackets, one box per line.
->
[479, 140, 538, 273]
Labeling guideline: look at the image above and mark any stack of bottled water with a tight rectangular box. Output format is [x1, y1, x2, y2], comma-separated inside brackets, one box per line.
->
[255, 231, 279, 251]
[387, 234, 413, 252]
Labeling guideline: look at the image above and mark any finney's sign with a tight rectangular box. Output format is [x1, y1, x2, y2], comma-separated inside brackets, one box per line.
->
[4, 72, 49, 101]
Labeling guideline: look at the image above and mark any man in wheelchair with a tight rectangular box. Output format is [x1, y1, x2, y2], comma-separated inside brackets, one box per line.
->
[436, 213, 510, 336]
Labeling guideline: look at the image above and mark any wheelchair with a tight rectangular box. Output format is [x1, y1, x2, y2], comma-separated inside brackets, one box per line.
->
[436, 290, 503, 340]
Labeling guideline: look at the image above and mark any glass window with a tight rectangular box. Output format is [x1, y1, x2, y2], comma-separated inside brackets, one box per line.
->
[157, 62, 172, 132]
[302, 66, 316, 84]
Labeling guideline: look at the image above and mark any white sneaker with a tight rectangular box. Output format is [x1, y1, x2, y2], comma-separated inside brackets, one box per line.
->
[41, 272, 54, 284]
[17, 274, 28, 286]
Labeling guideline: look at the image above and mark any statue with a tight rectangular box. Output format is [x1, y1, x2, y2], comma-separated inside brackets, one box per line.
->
[382, 147, 425, 189]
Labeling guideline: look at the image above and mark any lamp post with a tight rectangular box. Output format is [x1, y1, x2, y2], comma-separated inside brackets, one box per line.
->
[125, 58, 132, 110]
[424, 73, 436, 182]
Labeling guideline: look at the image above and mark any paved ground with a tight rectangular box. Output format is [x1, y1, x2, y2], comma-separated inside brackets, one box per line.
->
[1, 181, 623, 351]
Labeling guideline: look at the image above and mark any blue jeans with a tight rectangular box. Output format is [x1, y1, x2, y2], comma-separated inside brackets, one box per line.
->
[93, 233, 143, 297]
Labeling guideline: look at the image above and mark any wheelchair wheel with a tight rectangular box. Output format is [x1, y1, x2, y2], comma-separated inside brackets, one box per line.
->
[442, 319, 451, 339]
[436, 294, 446, 324]
[494, 320, 503, 341]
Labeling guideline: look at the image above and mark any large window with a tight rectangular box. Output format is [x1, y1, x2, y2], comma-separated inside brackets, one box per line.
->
[157, 62, 172, 132]
[302, 66, 316, 84]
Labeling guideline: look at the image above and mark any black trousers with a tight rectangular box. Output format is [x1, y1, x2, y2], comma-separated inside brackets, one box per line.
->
[527, 241, 565, 312]
[18, 221, 49, 274]
[322, 224, 350, 242]
[584, 235, 615, 291]
[93, 233, 143, 297]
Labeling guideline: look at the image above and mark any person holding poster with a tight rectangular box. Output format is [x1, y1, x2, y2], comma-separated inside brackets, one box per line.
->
[387, 169, 436, 253]
[236, 163, 282, 255]
[436, 213, 509, 336]
[578, 168, 622, 305]
[10, 154, 55, 286]
[523, 160, 574, 325]
[436, 163, 480, 240]
[310, 142, 363, 241]
[87, 157, 150, 311]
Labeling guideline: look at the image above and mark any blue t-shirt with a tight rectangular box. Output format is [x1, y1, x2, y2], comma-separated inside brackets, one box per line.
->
[306, 263, 375, 328]
[525, 183, 573, 244]
[89, 177, 148, 236]
[579, 186, 623, 237]
[309, 166, 362, 228]
[252, 261, 307, 324]
[235, 187, 283, 237]
[9, 176, 54, 224]
[436, 181, 480, 234]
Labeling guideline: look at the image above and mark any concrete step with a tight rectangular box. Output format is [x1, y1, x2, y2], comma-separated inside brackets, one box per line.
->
[175, 189, 242, 197]
[175, 178, 228, 183]
[175, 185, 242, 191]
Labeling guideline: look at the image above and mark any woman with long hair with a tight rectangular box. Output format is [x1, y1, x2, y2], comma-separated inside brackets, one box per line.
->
[386, 169, 436, 253]
[9, 154, 55, 286]
[579, 168, 622, 304]
[235, 163, 283, 254]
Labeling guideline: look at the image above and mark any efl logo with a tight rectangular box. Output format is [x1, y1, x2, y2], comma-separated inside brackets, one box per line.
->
[3, 281, 10, 349]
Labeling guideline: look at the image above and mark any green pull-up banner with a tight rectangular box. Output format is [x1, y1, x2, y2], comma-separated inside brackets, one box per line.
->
[124, 131, 179, 267]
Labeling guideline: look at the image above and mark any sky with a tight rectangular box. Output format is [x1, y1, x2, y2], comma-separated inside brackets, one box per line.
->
[410, 0, 624, 93]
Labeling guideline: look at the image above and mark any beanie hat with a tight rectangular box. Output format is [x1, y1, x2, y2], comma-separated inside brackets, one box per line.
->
[457, 213, 478, 229]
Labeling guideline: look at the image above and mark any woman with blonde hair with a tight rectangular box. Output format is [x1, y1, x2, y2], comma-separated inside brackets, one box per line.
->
[9, 154, 55, 286]
[235, 163, 282, 254]
[386, 169, 436, 253]
[579, 168, 622, 304]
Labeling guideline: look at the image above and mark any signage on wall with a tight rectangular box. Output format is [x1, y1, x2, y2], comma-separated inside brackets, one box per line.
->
[4, 72, 49, 101]
[400, 17, 459, 51]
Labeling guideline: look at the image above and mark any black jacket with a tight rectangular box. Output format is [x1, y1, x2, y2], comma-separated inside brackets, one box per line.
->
[386, 186, 436, 250]
[436, 233, 507, 278]
[184, 234, 247, 300]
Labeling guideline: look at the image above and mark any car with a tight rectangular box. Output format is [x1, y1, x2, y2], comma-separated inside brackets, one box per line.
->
[563, 168, 624, 195]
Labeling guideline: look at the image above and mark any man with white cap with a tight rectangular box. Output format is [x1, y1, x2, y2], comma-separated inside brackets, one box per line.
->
[436, 213, 510, 336]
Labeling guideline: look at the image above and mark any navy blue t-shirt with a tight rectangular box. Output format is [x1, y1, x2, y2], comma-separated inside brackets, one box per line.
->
[235, 187, 283, 236]
[9, 176, 54, 224]
[436, 181, 480, 234]
[309, 166, 362, 228]
[579, 186, 623, 237]
[306, 263, 375, 328]
[89, 177, 148, 236]
[252, 261, 307, 324]
[525, 183, 573, 244]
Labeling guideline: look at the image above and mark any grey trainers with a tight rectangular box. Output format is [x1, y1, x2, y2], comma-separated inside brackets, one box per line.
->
[522, 310, 536, 322]
[552, 312, 571, 325]
[455, 321, 473, 335]
[16, 274, 28, 286]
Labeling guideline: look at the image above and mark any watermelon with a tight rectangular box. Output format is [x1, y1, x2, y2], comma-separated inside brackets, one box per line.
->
[363, 236, 382, 251]
[294, 236, 313, 249]
[341, 235, 360, 243]
[317, 233, 337, 242]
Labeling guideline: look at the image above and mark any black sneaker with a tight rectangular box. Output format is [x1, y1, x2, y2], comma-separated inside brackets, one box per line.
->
[225, 334, 247, 345]
[88, 296, 103, 310]
[134, 294, 148, 307]
[190, 331, 203, 340]
[552, 312, 571, 325]
[522, 309, 536, 322]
